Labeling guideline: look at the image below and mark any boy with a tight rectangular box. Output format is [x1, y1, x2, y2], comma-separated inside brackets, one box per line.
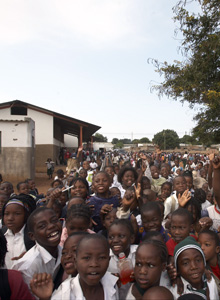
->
[164, 176, 188, 218]
[12, 207, 62, 289]
[171, 236, 218, 299]
[166, 208, 194, 259]
[141, 202, 171, 243]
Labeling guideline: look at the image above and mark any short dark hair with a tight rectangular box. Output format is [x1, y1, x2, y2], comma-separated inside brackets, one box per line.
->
[199, 229, 220, 247]
[171, 208, 193, 224]
[69, 177, 89, 192]
[137, 240, 168, 264]
[109, 218, 135, 236]
[76, 234, 109, 255]
[141, 202, 162, 218]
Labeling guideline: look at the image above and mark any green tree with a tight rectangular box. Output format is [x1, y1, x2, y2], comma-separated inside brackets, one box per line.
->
[132, 139, 140, 144]
[115, 141, 124, 149]
[153, 129, 179, 150]
[139, 137, 151, 143]
[112, 138, 119, 144]
[179, 134, 195, 144]
[94, 133, 108, 142]
[150, 0, 220, 144]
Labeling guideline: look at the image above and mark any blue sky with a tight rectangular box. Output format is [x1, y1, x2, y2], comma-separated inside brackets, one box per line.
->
[0, 0, 200, 142]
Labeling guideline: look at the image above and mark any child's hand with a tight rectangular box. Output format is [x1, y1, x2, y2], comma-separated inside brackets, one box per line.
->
[199, 217, 213, 229]
[178, 189, 191, 207]
[167, 264, 177, 283]
[30, 273, 53, 300]
[204, 269, 212, 282]
[100, 204, 113, 215]
[134, 183, 141, 199]
[122, 190, 136, 211]
[212, 156, 220, 169]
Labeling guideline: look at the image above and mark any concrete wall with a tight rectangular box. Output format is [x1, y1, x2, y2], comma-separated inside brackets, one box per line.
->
[0, 119, 35, 182]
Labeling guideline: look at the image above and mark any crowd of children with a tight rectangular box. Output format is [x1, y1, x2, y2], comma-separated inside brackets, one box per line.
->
[0, 150, 220, 299]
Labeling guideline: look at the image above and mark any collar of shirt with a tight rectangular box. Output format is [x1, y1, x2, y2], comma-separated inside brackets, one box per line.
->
[36, 242, 62, 265]
[109, 244, 137, 259]
[5, 224, 26, 237]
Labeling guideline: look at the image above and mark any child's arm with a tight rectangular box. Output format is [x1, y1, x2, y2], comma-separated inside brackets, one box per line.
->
[212, 156, 220, 205]
[208, 153, 214, 189]
[30, 273, 53, 300]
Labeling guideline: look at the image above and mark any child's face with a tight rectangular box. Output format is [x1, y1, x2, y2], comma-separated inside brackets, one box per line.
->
[161, 184, 171, 200]
[66, 217, 89, 235]
[141, 209, 162, 233]
[71, 181, 88, 199]
[198, 233, 220, 263]
[82, 161, 90, 170]
[170, 215, 191, 244]
[58, 193, 68, 207]
[61, 235, 84, 275]
[122, 171, 135, 188]
[4, 204, 26, 233]
[79, 169, 87, 179]
[160, 167, 169, 179]
[103, 209, 117, 231]
[174, 159, 179, 166]
[114, 166, 119, 175]
[150, 166, 159, 179]
[186, 205, 197, 223]
[177, 249, 205, 289]
[184, 177, 193, 190]
[0, 183, 13, 197]
[108, 224, 133, 257]
[93, 173, 110, 195]
[75, 239, 109, 287]
[206, 192, 213, 203]
[18, 183, 29, 195]
[141, 179, 151, 190]
[105, 167, 114, 181]
[30, 210, 62, 250]
[110, 188, 121, 201]
[134, 244, 165, 290]
[28, 180, 36, 190]
[202, 183, 209, 194]
[173, 177, 187, 194]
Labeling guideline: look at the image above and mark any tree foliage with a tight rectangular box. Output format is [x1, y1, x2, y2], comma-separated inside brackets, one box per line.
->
[179, 134, 196, 144]
[112, 138, 119, 144]
[94, 133, 108, 142]
[114, 141, 124, 149]
[151, 0, 220, 145]
[153, 129, 179, 150]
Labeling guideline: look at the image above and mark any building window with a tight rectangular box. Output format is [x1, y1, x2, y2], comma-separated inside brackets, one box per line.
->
[11, 106, 27, 115]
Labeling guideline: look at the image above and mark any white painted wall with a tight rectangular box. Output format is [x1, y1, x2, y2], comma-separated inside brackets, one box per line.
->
[0, 118, 35, 147]
[64, 134, 78, 148]
[0, 107, 53, 144]
[93, 142, 114, 151]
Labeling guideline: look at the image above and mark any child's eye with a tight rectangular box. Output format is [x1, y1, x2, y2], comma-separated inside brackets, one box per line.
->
[148, 264, 154, 268]
[82, 256, 90, 260]
[99, 256, 107, 260]
[108, 236, 114, 240]
[136, 262, 142, 267]
[119, 235, 126, 239]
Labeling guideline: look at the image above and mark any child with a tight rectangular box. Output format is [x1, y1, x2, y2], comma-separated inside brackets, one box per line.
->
[117, 166, 138, 198]
[99, 206, 117, 238]
[0, 181, 14, 199]
[54, 169, 67, 187]
[164, 176, 188, 218]
[30, 234, 119, 299]
[140, 202, 171, 242]
[184, 198, 201, 235]
[89, 172, 119, 232]
[142, 286, 174, 300]
[17, 182, 30, 195]
[150, 165, 166, 195]
[183, 173, 194, 197]
[170, 236, 218, 299]
[108, 219, 137, 299]
[70, 177, 89, 200]
[166, 208, 194, 259]
[0, 192, 8, 228]
[0, 230, 35, 300]
[158, 182, 172, 202]
[45, 158, 55, 179]
[198, 229, 220, 295]
[126, 239, 168, 299]
[1, 195, 36, 269]
[12, 207, 62, 289]
[25, 179, 39, 196]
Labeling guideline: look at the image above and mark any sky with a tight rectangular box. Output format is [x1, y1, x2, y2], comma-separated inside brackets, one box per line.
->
[0, 0, 201, 142]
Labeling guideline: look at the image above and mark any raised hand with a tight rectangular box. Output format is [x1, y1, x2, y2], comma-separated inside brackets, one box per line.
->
[178, 189, 191, 207]
[30, 273, 53, 300]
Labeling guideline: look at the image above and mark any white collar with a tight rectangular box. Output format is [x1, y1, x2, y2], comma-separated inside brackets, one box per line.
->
[5, 224, 26, 236]
[36, 242, 62, 264]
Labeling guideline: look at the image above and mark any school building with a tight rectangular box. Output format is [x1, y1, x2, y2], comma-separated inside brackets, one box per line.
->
[0, 100, 100, 181]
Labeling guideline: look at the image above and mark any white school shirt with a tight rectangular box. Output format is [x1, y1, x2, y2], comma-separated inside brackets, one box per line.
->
[207, 205, 220, 231]
[12, 242, 62, 288]
[170, 276, 218, 300]
[164, 191, 179, 219]
[51, 272, 119, 300]
[4, 225, 26, 269]
[108, 244, 138, 273]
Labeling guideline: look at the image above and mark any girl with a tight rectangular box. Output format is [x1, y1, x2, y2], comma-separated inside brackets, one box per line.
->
[158, 182, 172, 202]
[126, 239, 168, 299]
[70, 178, 89, 201]
[1, 195, 36, 268]
[89, 172, 119, 232]
[0, 230, 35, 300]
[108, 219, 137, 299]
[118, 167, 138, 198]
[184, 198, 201, 236]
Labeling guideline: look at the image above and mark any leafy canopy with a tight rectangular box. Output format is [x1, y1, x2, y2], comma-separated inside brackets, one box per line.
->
[150, 0, 220, 145]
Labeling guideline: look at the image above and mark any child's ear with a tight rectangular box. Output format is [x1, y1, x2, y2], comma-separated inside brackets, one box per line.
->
[28, 232, 35, 241]
[216, 246, 220, 254]
[189, 223, 194, 232]
[162, 262, 166, 272]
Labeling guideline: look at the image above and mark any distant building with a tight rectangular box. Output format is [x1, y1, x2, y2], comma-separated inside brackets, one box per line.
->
[0, 100, 100, 175]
